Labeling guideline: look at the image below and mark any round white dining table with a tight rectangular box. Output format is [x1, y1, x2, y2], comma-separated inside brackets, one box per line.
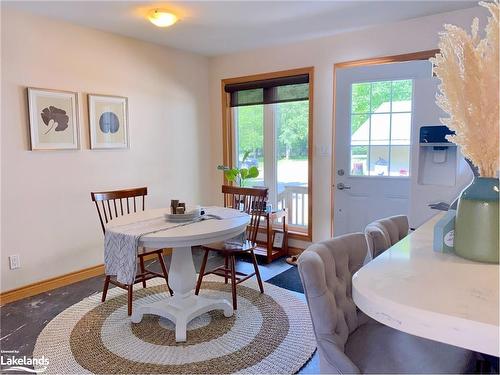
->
[352, 213, 499, 357]
[107, 207, 250, 342]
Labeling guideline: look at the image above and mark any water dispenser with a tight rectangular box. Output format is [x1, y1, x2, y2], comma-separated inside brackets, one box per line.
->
[417, 126, 457, 187]
[410, 124, 473, 228]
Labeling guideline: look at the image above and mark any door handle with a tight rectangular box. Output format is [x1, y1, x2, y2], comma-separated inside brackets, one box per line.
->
[337, 182, 351, 190]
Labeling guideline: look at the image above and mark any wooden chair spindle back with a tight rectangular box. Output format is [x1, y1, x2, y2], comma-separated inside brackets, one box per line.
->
[221, 185, 268, 244]
[91, 187, 148, 234]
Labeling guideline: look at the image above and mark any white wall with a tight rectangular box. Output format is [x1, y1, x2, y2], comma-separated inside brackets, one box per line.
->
[1, 8, 211, 292]
[207, 6, 487, 246]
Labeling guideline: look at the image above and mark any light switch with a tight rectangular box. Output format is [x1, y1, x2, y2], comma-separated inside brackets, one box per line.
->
[315, 144, 331, 157]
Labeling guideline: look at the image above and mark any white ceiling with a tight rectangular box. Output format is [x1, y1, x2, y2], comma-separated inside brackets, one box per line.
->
[5, 1, 476, 56]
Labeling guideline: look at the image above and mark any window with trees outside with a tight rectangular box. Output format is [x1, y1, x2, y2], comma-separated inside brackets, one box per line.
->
[224, 71, 312, 235]
[350, 79, 413, 177]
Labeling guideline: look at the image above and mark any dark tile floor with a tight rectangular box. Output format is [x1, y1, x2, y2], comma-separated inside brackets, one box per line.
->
[0, 248, 320, 374]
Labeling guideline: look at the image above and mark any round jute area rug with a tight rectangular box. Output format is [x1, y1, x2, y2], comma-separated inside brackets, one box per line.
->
[33, 276, 316, 374]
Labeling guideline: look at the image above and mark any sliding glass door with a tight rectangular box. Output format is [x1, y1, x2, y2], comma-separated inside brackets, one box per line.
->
[275, 100, 309, 228]
[233, 104, 265, 186]
[228, 73, 311, 234]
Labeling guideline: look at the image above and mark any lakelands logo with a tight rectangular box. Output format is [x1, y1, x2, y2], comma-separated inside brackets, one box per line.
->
[0, 351, 49, 373]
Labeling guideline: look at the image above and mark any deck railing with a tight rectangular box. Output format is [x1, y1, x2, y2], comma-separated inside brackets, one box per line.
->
[277, 185, 308, 227]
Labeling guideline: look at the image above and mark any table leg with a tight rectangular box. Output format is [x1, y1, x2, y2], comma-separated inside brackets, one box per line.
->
[266, 213, 272, 263]
[130, 246, 233, 342]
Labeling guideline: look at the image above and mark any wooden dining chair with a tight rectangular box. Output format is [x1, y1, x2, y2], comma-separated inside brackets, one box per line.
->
[195, 185, 268, 310]
[91, 187, 172, 316]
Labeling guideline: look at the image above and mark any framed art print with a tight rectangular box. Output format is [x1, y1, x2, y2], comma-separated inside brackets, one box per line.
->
[272, 231, 285, 249]
[88, 94, 129, 149]
[27, 88, 79, 150]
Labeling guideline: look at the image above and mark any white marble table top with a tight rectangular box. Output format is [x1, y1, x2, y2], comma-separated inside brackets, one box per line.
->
[108, 206, 250, 249]
[353, 213, 499, 356]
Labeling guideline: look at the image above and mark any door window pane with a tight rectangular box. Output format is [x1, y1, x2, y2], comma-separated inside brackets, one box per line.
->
[235, 104, 264, 186]
[392, 80, 412, 111]
[350, 79, 413, 177]
[351, 83, 370, 114]
[351, 114, 369, 144]
[370, 113, 390, 145]
[391, 113, 411, 145]
[392, 100, 412, 112]
[277, 100, 309, 229]
[351, 146, 368, 176]
[369, 146, 390, 176]
[389, 146, 410, 176]
[370, 81, 392, 112]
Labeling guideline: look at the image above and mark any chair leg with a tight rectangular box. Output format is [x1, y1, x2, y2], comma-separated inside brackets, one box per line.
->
[195, 249, 209, 295]
[139, 255, 147, 288]
[102, 275, 111, 302]
[251, 249, 264, 293]
[127, 284, 133, 316]
[157, 251, 173, 296]
[224, 255, 229, 284]
[229, 255, 237, 310]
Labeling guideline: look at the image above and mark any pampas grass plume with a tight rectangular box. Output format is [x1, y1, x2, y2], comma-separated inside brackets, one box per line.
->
[430, 1, 499, 177]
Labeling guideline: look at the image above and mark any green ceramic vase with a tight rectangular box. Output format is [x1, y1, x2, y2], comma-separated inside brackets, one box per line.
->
[454, 177, 499, 263]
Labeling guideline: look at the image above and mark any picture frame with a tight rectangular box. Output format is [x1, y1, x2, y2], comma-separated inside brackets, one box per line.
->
[27, 88, 79, 150]
[272, 231, 285, 249]
[88, 94, 129, 149]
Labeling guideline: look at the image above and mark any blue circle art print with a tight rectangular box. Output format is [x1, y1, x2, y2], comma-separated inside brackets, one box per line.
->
[99, 112, 120, 134]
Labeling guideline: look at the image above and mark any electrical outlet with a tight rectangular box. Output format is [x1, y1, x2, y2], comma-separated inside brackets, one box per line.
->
[9, 255, 20, 270]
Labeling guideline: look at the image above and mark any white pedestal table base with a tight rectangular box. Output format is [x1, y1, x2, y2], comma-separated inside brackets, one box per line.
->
[131, 246, 233, 342]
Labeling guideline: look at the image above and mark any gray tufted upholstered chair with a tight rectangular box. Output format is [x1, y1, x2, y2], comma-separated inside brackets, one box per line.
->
[298, 233, 474, 374]
[364, 215, 409, 259]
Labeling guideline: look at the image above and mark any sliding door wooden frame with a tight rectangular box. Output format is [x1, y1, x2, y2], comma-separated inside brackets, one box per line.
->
[221, 67, 314, 241]
[330, 50, 439, 236]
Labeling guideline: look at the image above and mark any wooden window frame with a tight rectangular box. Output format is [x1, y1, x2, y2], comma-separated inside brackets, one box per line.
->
[221, 67, 314, 241]
[330, 50, 439, 237]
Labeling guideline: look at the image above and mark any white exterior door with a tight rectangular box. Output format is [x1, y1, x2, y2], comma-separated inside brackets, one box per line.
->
[333, 60, 433, 235]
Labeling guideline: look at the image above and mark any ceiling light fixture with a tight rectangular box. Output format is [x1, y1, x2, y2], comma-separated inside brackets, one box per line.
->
[148, 9, 178, 27]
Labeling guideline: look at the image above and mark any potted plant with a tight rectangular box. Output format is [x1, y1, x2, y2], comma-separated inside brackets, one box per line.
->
[217, 150, 260, 187]
[431, 1, 499, 263]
